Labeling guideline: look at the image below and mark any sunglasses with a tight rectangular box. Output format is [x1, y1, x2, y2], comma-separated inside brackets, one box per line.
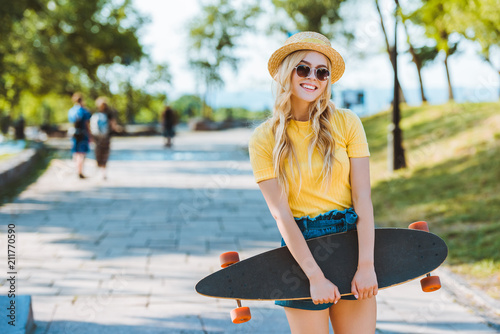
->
[294, 64, 330, 82]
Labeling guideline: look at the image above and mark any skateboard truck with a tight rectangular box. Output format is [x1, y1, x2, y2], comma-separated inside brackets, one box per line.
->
[409, 221, 442, 292]
[219, 252, 252, 324]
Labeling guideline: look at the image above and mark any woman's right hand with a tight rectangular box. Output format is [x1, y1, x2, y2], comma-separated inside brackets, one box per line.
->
[309, 273, 341, 305]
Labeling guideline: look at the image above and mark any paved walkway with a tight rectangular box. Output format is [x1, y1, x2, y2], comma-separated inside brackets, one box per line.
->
[0, 128, 498, 333]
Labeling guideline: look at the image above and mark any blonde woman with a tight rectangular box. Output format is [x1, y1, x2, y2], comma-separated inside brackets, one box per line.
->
[249, 32, 378, 333]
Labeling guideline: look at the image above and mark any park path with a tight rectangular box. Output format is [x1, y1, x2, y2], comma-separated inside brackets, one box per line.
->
[0, 128, 498, 333]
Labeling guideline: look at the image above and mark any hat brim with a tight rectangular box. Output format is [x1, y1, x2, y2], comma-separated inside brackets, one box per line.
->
[268, 42, 345, 84]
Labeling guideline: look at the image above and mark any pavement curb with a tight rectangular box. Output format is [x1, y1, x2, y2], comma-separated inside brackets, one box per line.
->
[438, 267, 500, 330]
[0, 147, 40, 189]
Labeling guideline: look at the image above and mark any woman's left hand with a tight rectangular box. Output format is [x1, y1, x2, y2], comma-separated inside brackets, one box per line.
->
[351, 264, 378, 300]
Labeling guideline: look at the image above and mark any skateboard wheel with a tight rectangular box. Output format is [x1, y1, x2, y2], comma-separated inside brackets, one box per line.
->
[421, 275, 441, 292]
[220, 251, 240, 268]
[409, 221, 429, 232]
[231, 306, 251, 324]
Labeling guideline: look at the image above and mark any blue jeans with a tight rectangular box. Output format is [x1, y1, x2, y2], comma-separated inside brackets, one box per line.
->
[275, 207, 358, 310]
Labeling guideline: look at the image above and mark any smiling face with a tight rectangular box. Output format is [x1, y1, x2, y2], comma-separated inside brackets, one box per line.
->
[290, 51, 329, 107]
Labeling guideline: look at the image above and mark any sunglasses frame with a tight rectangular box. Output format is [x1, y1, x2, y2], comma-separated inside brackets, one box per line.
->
[294, 64, 330, 82]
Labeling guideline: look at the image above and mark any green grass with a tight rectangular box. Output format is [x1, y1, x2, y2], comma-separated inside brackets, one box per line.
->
[363, 101, 500, 298]
[452, 260, 500, 299]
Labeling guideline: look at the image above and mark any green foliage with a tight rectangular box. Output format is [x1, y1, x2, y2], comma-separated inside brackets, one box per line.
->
[0, 0, 146, 124]
[17, 92, 72, 126]
[133, 93, 166, 124]
[271, 0, 348, 37]
[0, 0, 175, 126]
[188, 0, 262, 89]
[0, 0, 45, 113]
[35, 0, 145, 88]
[407, 1, 458, 54]
[171, 95, 205, 121]
[406, 0, 463, 100]
[409, 45, 439, 69]
[448, 0, 500, 70]
[211, 107, 269, 122]
[110, 89, 166, 125]
[400, 6, 440, 69]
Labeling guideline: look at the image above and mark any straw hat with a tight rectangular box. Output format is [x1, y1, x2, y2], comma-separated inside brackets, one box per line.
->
[268, 31, 345, 84]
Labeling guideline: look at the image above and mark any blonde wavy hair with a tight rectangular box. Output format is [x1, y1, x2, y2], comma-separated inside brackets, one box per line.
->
[271, 50, 337, 195]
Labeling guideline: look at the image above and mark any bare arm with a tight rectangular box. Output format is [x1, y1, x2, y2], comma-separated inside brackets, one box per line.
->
[350, 157, 378, 299]
[258, 178, 340, 304]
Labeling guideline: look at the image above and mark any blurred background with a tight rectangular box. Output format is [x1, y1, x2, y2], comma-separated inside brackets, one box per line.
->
[0, 0, 498, 135]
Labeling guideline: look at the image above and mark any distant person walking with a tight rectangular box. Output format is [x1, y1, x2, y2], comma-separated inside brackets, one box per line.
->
[91, 97, 117, 180]
[161, 106, 178, 148]
[68, 92, 92, 179]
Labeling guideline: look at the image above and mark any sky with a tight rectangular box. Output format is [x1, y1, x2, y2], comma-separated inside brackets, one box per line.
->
[131, 0, 499, 111]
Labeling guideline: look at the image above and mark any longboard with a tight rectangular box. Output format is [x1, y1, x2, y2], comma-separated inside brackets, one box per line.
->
[197, 228, 447, 300]
[196, 224, 448, 323]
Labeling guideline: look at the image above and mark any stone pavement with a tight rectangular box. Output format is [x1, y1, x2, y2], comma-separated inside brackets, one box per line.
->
[0, 128, 498, 333]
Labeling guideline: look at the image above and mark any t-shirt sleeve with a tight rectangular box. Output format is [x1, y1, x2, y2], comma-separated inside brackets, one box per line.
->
[68, 108, 75, 123]
[248, 125, 276, 183]
[345, 111, 370, 158]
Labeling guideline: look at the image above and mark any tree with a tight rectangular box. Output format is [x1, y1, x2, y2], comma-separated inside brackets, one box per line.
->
[390, 0, 406, 171]
[271, 0, 349, 37]
[374, 0, 406, 103]
[171, 94, 205, 121]
[450, 0, 500, 98]
[119, 60, 171, 124]
[0, 0, 146, 123]
[0, 0, 46, 118]
[37, 0, 145, 97]
[188, 0, 261, 118]
[400, 14, 439, 103]
[408, 0, 460, 101]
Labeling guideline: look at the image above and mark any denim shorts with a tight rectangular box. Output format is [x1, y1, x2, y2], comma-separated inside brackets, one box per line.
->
[275, 207, 358, 311]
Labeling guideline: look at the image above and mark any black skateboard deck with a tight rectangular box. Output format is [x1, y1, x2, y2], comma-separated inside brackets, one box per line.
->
[196, 228, 448, 301]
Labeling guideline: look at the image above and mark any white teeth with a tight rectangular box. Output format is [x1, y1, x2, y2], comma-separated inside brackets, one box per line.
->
[302, 84, 316, 90]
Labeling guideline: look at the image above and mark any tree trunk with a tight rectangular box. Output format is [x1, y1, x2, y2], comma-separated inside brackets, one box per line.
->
[407, 43, 427, 103]
[391, 0, 406, 171]
[375, 0, 406, 103]
[444, 53, 454, 101]
[416, 65, 427, 103]
[402, 20, 427, 103]
[126, 81, 134, 124]
[203, 79, 209, 119]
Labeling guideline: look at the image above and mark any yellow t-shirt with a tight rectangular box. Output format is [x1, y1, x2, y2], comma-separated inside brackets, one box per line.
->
[248, 108, 370, 218]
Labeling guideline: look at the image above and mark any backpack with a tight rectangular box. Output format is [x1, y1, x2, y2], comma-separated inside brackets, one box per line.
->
[90, 112, 109, 136]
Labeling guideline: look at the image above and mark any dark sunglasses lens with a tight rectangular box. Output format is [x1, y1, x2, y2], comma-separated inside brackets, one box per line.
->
[296, 65, 310, 78]
[316, 68, 330, 81]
